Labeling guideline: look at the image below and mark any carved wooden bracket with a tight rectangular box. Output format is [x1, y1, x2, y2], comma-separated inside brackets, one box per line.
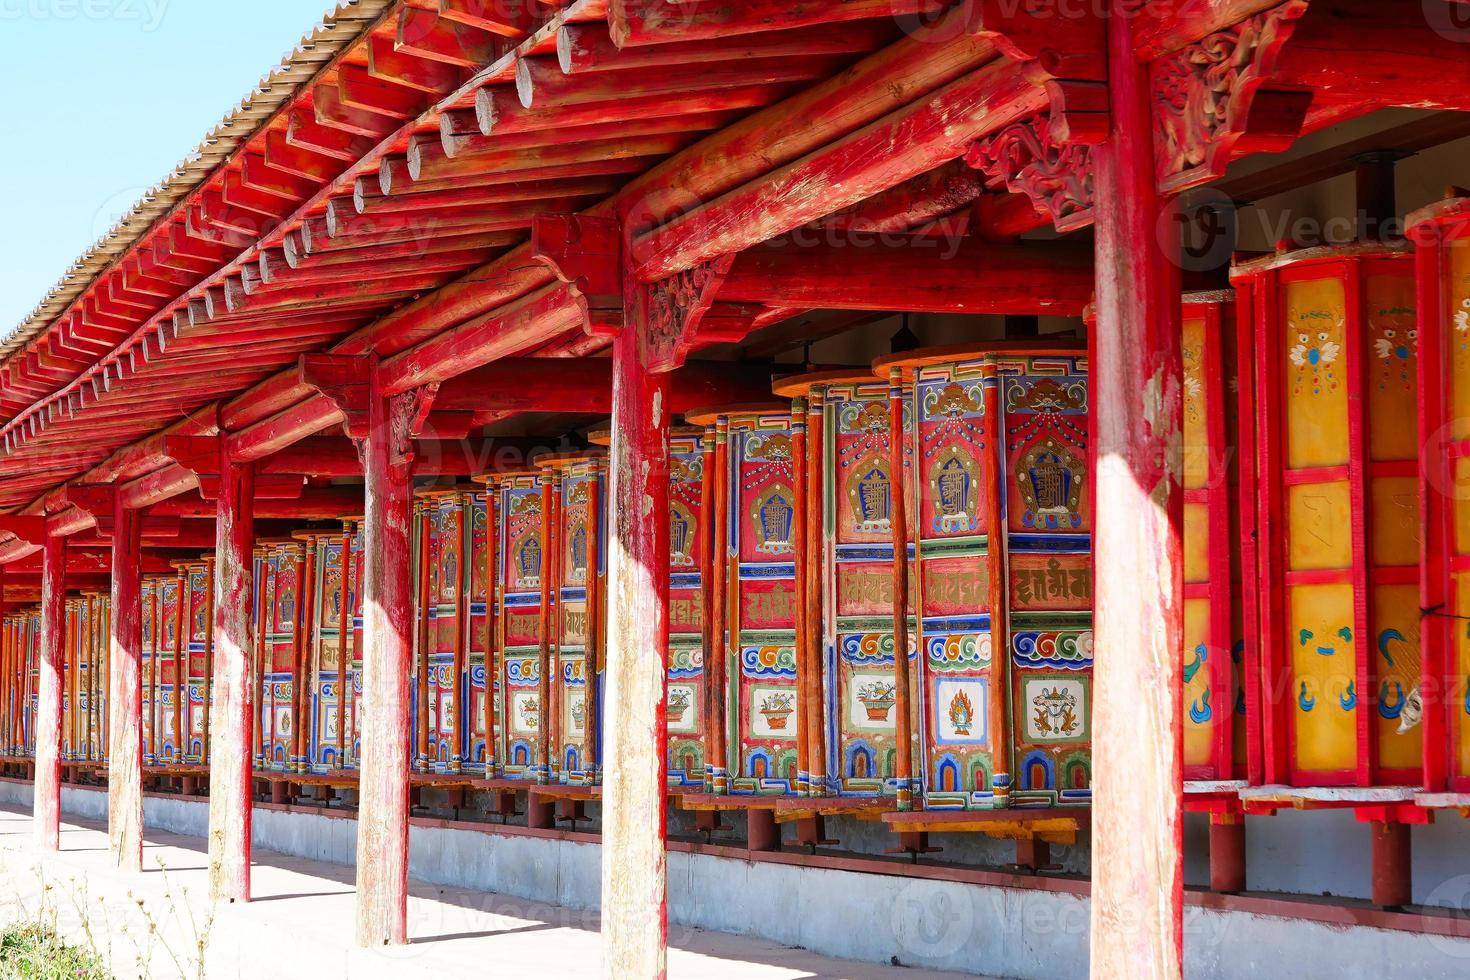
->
[531, 214, 624, 337]
[1152, 0, 1312, 194]
[388, 384, 440, 468]
[299, 353, 372, 441]
[967, 110, 1097, 234]
[640, 254, 736, 374]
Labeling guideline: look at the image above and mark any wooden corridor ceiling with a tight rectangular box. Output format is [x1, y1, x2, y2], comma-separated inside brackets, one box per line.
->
[1, 0, 1468, 522]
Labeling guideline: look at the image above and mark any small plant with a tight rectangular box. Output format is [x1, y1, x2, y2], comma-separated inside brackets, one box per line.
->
[0, 921, 111, 979]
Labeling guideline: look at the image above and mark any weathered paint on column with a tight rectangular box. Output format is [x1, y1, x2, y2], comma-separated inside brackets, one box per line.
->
[355, 368, 420, 947]
[600, 320, 672, 979]
[33, 534, 66, 850]
[1088, 6, 1185, 977]
[108, 500, 144, 872]
[209, 454, 255, 903]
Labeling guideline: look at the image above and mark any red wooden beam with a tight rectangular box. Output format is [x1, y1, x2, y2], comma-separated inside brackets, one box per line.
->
[557, 21, 892, 75]
[719, 237, 1093, 316]
[632, 57, 1044, 281]
[608, 0, 943, 46]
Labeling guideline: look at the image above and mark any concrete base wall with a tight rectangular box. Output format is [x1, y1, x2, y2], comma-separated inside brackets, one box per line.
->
[4, 779, 1469, 978]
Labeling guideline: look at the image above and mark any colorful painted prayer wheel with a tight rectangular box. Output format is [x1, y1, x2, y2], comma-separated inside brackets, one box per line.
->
[173, 559, 213, 764]
[287, 529, 352, 773]
[476, 470, 548, 781]
[875, 344, 1092, 810]
[1233, 242, 1420, 787]
[1181, 291, 1257, 784]
[684, 403, 810, 797]
[1410, 195, 1470, 792]
[82, 592, 108, 762]
[410, 492, 464, 773]
[141, 573, 182, 765]
[770, 371, 914, 801]
[253, 539, 307, 773]
[592, 426, 712, 789]
[531, 453, 606, 786]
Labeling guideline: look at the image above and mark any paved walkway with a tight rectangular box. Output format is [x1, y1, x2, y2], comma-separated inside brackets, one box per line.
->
[0, 804, 977, 979]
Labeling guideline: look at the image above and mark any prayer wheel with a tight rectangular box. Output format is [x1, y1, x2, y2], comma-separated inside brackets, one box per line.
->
[254, 539, 308, 773]
[174, 559, 214, 764]
[62, 598, 80, 762]
[532, 452, 606, 786]
[83, 593, 108, 763]
[770, 371, 914, 800]
[412, 489, 487, 775]
[477, 471, 548, 781]
[684, 403, 808, 796]
[290, 530, 351, 773]
[1410, 194, 1470, 792]
[876, 344, 1092, 810]
[141, 574, 182, 765]
[592, 427, 711, 789]
[1233, 242, 1420, 787]
[1181, 291, 1256, 783]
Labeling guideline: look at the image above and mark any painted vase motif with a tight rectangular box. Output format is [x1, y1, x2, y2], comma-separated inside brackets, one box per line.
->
[857, 680, 897, 723]
[760, 692, 796, 730]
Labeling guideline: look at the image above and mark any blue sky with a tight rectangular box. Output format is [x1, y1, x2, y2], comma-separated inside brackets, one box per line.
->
[0, 0, 333, 333]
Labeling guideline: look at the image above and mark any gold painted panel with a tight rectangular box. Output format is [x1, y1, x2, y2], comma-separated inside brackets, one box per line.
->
[1287, 480, 1353, 572]
[1372, 583, 1421, 772]
[1182, 316, 1210, 491]
[1369, 476, 1419, 568]
[1288, 582, 1357, 773]
[1449, 241, 1470, 442]
[1364, 273, 1418, 462]
[1183, 597, 1213, 768]
[1183, 501, 1210, 584]
[1454, 456, 1470, 556]
[1284, 276, 1350, 469]
[1457, 573, 1470, 778]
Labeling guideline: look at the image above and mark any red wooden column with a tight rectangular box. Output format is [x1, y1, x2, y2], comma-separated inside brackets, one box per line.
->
[601, 310, 672, 978]
[355, 365, 423, 948]
[208, 453, 255, 903]
[33, 534, 66, 850]
[1088, 8, 1185, 977]
[109, 499, 144, 872]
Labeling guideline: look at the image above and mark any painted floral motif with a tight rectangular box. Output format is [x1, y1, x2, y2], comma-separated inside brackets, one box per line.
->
[856, 680, 896, 722]
[759, 692, 795, 730]
[1455, 297, 1470, 334]
[1288, 331, 1341, 370]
